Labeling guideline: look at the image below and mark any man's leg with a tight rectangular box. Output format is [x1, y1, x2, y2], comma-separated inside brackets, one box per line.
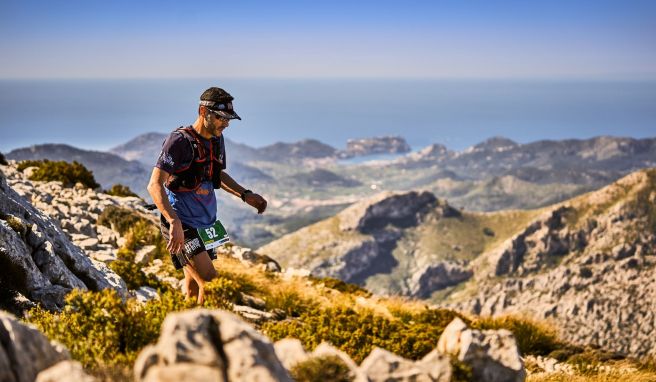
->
[183, 269, 200, 300]
[185, 251, 217, 304]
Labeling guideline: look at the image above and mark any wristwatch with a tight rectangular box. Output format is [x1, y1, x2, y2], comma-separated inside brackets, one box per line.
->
[240, 189, 253, 202]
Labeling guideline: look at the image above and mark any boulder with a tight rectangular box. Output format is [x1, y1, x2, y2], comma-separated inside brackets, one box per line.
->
[0, 311, 70, 382]
[132, 286, 159, 303]
[437, 318, 525, 382]
[135, 245, 157, 265]
[274, 338, 309, 371]
[311, 342, 360, 379]
[134, 309, 291, 382]
[35, 360, 97, 382]
[357, 347, 451, 382]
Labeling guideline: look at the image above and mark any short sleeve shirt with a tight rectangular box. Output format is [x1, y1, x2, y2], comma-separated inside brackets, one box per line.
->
[155, 127, 226, 229]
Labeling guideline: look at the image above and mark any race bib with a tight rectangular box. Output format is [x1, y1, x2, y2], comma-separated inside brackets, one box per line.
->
[197, 220, 230, 250]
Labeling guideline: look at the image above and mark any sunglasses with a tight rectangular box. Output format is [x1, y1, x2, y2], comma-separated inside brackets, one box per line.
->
[207, 109, 230, 121]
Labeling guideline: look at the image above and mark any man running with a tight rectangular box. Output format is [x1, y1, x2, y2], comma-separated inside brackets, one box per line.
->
[147, 86, 267, 304]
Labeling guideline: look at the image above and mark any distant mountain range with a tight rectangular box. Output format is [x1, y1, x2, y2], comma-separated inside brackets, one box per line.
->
[5, 134, 656, 247]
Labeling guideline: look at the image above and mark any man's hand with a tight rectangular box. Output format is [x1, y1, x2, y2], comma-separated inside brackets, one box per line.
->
[167, 219, 185, 254]
[245, 193, 267, 214]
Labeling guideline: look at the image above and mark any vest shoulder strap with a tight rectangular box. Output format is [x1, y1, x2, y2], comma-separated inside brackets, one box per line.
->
[175, 126, 206, 161]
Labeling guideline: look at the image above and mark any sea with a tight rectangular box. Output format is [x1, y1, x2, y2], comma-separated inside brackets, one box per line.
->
[1, 78, 655, 153]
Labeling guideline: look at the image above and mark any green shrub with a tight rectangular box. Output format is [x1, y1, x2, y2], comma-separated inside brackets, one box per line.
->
[263, 306, 463, 363]
[16, 159, 44, 171]
[105, 184, 139, 198]
[308, 276, 371, 297]
[26, 288, 193, 368]
[18, 159, 99, 189]
[0, 152, 7, 166]
[97, 205, 145, 236]
[290, 355, 353, 382]
[450, 356, 474, 382]
[472, 315, 562, 356]
[204, 277, 240, 309]
[108, 260, 170, 292]
[265, 287, 318, 318]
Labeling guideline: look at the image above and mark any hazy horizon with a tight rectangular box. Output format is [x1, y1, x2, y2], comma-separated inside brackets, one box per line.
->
[1, 78, 655, 154]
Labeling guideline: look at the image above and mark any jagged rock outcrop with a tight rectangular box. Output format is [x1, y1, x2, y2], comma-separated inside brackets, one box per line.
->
[409, 261, 473, 298]
[134, 309, 292, 382]
[338, 136, 411, 158]
[260, 191, 473, 294]
[357, 347, 452, 382]
[0, 311, 70, 382]
[437, 318, 525, 382]
[453, 169, 656, 358]
[0, 164, 127, 311]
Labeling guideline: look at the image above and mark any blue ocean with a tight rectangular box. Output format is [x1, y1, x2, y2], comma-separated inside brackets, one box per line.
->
[1, 78, 655, 153]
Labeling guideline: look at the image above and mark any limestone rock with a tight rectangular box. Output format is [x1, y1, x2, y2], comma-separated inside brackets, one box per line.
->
[135, 245, 157, 265]
[437, 318, 525, 382]
[274, 338, 309, 371]
[0, 168, 127, 310]
[357, 347, 451, 382]
[0, 311, 69, 382]
[409, 261, 473, 298]
[132, 286, 159, 303]
[311, 342, 360, 379]
[35, 360, 97, 382]
[134, 309, 291, 382]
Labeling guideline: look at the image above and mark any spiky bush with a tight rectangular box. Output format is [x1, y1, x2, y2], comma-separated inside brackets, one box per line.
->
[203, 277, 241, 309]
[105, 183, 139, 198]
[25, 288, 193, 368]
[108, 260, 170, 292]
[472, 315, 563, 356]
[263, 306, 464, 363]
[17, 159, 100, 189]
[97, 205, 146, 236]
[308, 276, 371, 297]
[290, 355, 353, 382]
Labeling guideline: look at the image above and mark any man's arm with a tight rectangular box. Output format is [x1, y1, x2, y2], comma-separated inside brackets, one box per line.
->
[220, 171, 267, 214]
[147, 168, 185, 254]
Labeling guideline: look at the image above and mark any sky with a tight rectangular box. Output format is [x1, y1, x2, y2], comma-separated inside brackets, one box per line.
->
[1, 0, 655, 79]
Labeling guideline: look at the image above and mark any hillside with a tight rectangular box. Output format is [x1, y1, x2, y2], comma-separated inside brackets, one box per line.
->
[449, 168, 656, 358]
[2, 159, 656, 381]
[259, 168, 656, 359]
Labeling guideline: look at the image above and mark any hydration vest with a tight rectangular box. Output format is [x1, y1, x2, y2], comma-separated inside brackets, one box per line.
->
[164, 126, 224, 192]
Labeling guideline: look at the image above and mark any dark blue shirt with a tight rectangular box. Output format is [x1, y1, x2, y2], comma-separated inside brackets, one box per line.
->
[155, 128, 226, 229]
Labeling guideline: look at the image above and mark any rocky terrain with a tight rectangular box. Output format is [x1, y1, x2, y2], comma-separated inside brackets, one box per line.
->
[0, 163, 126, 311]
[0, 158, 533, 382]
[449, 169, 656, 359]
[260, 168, 656, 361]
[2, 157, 655, 381]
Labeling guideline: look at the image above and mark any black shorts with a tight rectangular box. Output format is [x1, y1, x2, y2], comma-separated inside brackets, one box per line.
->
[160, 216, 217, 270]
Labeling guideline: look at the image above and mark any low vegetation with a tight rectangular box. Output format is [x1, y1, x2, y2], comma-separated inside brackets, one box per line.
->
[20, 186, 656, 381]
[104, 183, 139, 198]
[290, 355, 353, 382]
[17, 159, 100, 189]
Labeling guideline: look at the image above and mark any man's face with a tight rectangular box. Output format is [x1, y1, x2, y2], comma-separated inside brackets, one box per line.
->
[205, 109, 230, 137]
